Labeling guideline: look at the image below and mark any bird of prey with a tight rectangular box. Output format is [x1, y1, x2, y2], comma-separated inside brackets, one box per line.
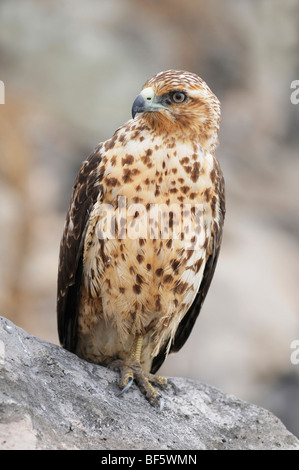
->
[57, 70, 225, 408]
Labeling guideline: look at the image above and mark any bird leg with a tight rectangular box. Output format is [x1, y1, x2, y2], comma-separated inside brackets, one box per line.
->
[113, 335, 168, 409]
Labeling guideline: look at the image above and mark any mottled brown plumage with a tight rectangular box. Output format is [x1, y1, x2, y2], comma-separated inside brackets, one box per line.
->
[57, 70, 225, 407]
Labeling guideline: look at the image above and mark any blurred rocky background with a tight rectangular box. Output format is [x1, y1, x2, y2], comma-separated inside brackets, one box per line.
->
[0, 0, 298, 437]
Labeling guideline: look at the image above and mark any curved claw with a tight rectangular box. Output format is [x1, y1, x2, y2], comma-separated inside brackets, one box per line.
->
[157, 395, 165, 412]
[117, 377, 134, 397]
[167, 379, 179, 395]
[147, 392, 165, 411]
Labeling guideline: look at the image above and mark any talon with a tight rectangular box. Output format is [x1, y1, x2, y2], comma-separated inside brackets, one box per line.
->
[167, 378, 178, 394]
[158, 395, 165, 412]
[147, 391, 164, 410]
[117, 376, 134, 397]
[112, 336, 169, 407]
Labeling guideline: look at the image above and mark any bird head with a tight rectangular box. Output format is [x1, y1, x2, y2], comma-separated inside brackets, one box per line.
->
[132, 70, 221, 152]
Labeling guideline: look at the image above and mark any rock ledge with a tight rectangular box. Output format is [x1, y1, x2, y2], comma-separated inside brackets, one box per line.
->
[0, 316, 298, 450]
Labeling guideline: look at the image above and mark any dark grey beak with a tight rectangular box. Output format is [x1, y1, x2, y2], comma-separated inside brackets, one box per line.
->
[131, 94, 146, 119]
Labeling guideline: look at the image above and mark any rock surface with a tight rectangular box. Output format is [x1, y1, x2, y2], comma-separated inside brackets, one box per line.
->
[0, 316, 298, 450]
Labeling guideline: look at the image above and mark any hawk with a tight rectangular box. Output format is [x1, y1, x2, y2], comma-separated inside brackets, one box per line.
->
[57, 70, 225, 408]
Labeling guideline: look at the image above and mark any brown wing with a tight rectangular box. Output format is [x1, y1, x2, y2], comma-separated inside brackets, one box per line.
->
[57, 145, 103, 352]
[151, 170, 225, 374]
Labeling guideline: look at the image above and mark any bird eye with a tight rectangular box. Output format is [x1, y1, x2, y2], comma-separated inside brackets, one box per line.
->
[171, 92, 187, 104]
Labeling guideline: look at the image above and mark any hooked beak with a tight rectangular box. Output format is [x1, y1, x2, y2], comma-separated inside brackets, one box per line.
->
[131, 86, 165, 119]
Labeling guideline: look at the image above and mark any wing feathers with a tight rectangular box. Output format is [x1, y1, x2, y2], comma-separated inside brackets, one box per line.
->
[57, 145, 103, 351]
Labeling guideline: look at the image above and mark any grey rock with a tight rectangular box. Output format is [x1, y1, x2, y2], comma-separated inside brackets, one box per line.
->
[0, 316, 298, 450]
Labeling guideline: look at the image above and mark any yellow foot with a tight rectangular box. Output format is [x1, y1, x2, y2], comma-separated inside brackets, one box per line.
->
[113, 359, 168, 409]
[109, 336, 168, 409]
